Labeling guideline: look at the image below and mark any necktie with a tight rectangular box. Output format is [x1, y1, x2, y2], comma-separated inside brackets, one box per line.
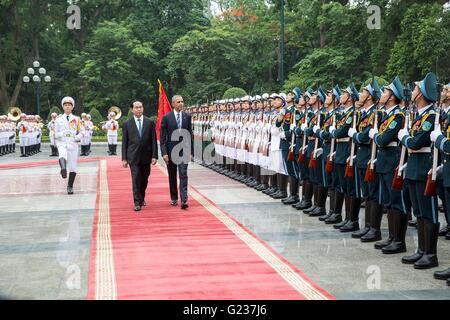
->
[137, 118, 142, 137]
[176, 112, 181, 129]
[67, 115, 70, 121]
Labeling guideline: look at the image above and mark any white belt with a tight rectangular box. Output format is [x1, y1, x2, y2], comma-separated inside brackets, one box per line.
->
[386, 141, 398, 147]
[337, 138, 350, 142]
[409, 147, 431, 153]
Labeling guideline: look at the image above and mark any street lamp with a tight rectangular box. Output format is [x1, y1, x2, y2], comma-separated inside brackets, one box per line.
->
[23, 60, 51, 116]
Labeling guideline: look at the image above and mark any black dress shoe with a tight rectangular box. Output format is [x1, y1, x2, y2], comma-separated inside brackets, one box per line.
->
[171, 200, 178, 206]
[439, 225, 449, 236]
[319, 212, 333, 221]
[181, 202, 189, 210]
[272, 191, 288, 199]
[67, 186, 74, 195]
[134, 205, 141, 212]
[309, 207, 326, 217]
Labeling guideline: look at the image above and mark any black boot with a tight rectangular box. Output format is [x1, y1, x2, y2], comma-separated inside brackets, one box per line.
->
[67, 172, 76, 195]
[59, 158, 67, 179]
[325, 191, 344, 224]
[320, 189, 336, 221]
[80, 145, 85, 156]
[434, 267, 450, 280]
[113, 144, 117, 155]
[374, 208, 394, 248]
[362, 202, 383, 242]
[402, 218, 425, 264]
[382, 211, 408, 254]
[87, 143, 91, 155]
[107, 144, 112, 155]
[292, 180, 306, 208]
[309, 186, 328, 217]
[353, 200, 372, 238]
[334, 195, 352, 229]
[341, 197, 361, 232]
[20, 146, 26, 157]
[282, 177, 299, 204]
[414, 221, 439, 269]
[304, 183, 319, 214]
[273, 174, 288, 199]
[296, 181, 313, 210]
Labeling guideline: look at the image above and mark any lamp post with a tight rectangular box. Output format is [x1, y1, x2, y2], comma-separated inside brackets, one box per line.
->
[23, 60, 51, 116]
[279, 0, 285, 87]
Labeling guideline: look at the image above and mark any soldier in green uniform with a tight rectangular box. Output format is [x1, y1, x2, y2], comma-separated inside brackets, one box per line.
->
[431, 82, 450, 285]
[305, 87, 328, 217]
[398, 72, 440, 269]
[293, 89, 315, 210]
[368, 76, 408, 254]
[347, 80, 383, 237]
[277, 90, 300, 204]
[327, 83, 359, 228]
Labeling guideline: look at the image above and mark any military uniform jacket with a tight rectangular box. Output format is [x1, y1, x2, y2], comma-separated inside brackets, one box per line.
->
[332, 106, 355, 165]
[352, 106, 384, 169]
[435, 106, 450, 187]
[55, 114, 84, 150]
[400, 105, 435, 181]
[373, 105, 405, 174]
[275, 105, 295, 151]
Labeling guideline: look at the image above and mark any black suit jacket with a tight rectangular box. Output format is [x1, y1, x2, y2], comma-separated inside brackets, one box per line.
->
[122, 116, 158, 165]
[160, 111, 193, 158]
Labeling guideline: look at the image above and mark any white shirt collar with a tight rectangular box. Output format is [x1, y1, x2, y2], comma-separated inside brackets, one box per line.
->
[418, 104, 433, 116]
[385, 104, 398, 115]
[134, 115, 143, 122]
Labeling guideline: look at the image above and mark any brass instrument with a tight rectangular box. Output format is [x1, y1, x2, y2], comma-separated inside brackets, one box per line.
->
[108, 106, 122, 120]
[8, 107, 22, 121]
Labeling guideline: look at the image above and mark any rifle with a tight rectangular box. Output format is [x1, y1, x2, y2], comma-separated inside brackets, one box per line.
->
[424, 83, 443, 196]
[287, 107, 296, 161]
[297, 103, 308, 163]
[392, 86, 412, 190]
[345, 106, 357, 178]
[365, 106, 378, 183]
[325, 93, 336, 173]
[309, 105, 321, 169]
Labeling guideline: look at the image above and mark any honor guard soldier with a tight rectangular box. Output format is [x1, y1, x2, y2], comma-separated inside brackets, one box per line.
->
[0, 116, 7, 156]
[103, 112, 119, 156]
[48, 113, 59, 157]
[328, 83, 360, 229]
[17, 113, 29, 157]
[368, 76, 408, 254]
[80, 113, 89, 156]
[430, 82, 450, 285]
[397, 72, 439, 269]
[85, 114, 93, 155]
[304, 87, 327, 217]
[278, 89, 300, 205]
[55, 97, 85, 195]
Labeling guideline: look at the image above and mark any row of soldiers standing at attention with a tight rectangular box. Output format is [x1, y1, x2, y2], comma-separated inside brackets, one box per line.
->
[0, 115, 16, 156]
[17, 114, 44, 157]
[188, 73, 450, 286]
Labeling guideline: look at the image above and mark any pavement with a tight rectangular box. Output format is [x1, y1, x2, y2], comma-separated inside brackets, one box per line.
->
[0, 143, 449, 299]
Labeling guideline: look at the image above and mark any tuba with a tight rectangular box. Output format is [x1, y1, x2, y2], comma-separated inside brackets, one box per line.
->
[108, 106, 122, 120]
[8, 107, 22, 121]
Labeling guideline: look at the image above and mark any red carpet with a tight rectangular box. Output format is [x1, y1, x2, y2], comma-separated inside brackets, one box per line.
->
[87, 158, 334, 300]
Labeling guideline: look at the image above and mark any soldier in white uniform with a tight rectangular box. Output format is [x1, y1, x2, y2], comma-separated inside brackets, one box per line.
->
[102, 112, 119, 156]
[17, 113, 29, 157]
[80, 113, 90, 156]
[85, 114, 94, 155]
[47, 113, 58, 156]
[55, 96, 85, 194]
[0, 116, 7, 156]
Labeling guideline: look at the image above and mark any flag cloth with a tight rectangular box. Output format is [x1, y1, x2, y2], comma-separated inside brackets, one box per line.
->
[156, 79, 172, 141]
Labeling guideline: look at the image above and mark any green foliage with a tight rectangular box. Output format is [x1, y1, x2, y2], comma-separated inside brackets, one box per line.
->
[88, 107, 103, 126]
[47, 106, 61, 120]
[222, 87, 248, 100]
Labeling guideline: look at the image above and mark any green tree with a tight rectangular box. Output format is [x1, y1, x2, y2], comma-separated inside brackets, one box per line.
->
[222, 87, 247, 99]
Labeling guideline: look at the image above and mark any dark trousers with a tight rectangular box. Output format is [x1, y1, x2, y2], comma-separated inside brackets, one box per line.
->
[378, 172, 407, 214]
[167, 159, 189, 203]
[409, 179, 439, 224]
[130, 163, 151, 205]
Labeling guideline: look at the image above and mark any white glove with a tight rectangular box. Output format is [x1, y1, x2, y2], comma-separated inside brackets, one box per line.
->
[329, 125, 336, 134]
[430, 129, 441, 142]
[313, 125, 320, 133]
[369, 128, 378, 139]
[290, 124, 296, 131]
[315, 148, 323, 158]
[280, 131, 286, 139]
[397, 128, 409, 141]
[301, 123, 307, 131]
[348, 128, 357, 138]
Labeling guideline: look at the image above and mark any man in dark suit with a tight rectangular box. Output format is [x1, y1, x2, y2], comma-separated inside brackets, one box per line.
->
[122, 101, 158, 212]
[160, 95, 194, 210]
